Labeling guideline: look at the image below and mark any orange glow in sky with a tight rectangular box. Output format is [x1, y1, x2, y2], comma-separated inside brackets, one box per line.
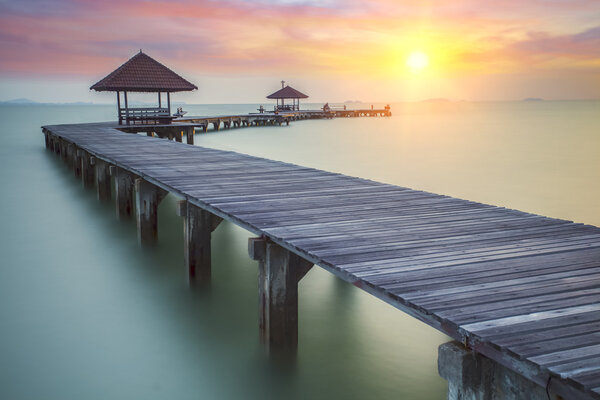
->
[0, 0, 598, 102]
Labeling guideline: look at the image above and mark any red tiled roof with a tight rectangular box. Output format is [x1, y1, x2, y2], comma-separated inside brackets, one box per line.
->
[90, 51, 197, 92]
[266, 85, 308, 99]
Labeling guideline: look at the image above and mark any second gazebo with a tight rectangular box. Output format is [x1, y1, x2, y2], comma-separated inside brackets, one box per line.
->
[266, 81, 308, 112]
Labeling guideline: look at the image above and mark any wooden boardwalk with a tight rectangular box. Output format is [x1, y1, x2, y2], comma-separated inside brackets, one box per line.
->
[114, 108, 391, 141]
[42, 122, 600, 399]
[173, 108, 391, 129]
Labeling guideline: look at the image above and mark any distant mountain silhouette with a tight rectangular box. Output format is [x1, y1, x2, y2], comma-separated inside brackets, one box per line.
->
[0, 99, 190, 106]
[421, 98, 452, 103]
[0, 98, 37, 104]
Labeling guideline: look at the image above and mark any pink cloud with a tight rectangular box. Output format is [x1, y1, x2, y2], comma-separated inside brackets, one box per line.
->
[0, 0, 598, 79]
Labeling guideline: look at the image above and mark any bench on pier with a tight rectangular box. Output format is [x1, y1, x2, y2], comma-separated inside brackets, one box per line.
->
[119, 107, 176, 125]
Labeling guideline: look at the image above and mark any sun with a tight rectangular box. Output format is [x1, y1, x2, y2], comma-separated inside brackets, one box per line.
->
[406, 51, 429, 72]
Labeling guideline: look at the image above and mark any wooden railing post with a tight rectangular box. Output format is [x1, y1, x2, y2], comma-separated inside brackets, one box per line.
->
[248, 238, 313, 352]
[134, 178, 167, 246]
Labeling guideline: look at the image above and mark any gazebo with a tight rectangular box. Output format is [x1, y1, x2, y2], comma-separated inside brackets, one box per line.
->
[90, 50, 197, 125]
[266, 81, 308, 112]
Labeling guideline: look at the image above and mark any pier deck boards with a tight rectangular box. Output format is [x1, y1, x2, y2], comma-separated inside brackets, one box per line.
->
[43, 122, 600, 399]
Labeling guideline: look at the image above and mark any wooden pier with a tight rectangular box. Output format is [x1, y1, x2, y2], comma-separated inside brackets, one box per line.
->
[174, 108, 392, 127]
[114, 108, 392, 144]
[42, 122, 600, 400]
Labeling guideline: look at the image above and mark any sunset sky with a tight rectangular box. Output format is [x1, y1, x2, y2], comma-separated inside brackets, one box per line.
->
[0, 0, 599, 103]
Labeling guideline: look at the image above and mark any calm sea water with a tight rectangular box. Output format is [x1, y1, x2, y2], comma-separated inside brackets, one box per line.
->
[0, 101, 598, 400]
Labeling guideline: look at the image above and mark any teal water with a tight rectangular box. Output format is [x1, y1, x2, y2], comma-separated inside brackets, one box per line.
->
[0, 101, 598, 399]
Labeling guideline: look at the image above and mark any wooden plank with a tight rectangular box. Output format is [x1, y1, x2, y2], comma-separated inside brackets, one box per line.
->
[549, 356, 600, 378]
[509, 331, 600, 358]
[460, 304, 600, 333]
[529, 344, 600, 367]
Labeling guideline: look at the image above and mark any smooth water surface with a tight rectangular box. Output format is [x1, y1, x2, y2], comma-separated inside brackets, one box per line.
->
[0, 101, 598, 399]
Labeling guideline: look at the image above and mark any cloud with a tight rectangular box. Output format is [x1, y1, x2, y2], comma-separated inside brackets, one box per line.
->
[509, 25, 600, 67]
[0, 0, 598, 82]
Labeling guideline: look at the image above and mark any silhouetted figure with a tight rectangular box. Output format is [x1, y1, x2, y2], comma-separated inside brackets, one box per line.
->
[174, 107, 187, 117]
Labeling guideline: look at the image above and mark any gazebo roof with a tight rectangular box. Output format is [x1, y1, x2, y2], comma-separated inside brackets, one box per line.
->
[90, 51, 197, 93]
[266, 85, 308, 99]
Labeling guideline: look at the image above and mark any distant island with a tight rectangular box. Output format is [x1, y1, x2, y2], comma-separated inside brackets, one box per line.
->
[523, 97, 544, 101]
[421, 98, 452, 103]
[0, 98, 187, 106]
[0, 98, 94, 106]
[0, 98, 37, 104]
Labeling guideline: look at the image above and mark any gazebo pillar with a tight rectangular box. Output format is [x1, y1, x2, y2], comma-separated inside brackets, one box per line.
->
[167, 92, 171, 116]
[124, 91, 129, 125]
[116, 91, 121, 125]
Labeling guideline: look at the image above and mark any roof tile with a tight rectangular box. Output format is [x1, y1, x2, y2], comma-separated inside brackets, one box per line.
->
[90, 51, 197, 92]
[266, 85, 308, 99]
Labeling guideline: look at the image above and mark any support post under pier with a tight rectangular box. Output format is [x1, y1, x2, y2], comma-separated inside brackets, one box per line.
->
[95, 160, 111, 202]
[134, 178, 167, 246]
[112, 166, 135, 220]
[74, 146, 82, 178]
[186, 127, 194, 145]
[60, 139, 68, 163]
[249, 238, 313, 352]
[66, 143, 74, 170]
[438, 342, 567, 400]
[80, 151, 95, 189]
[176, 201, 222, 284]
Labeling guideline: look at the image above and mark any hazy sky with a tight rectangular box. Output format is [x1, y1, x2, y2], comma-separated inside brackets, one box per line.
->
[0, 0, 599, 103]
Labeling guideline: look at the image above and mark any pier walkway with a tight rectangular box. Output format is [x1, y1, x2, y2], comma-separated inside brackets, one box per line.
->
[42, 122, 600, 400]
[115, 108, 391, 141]
[173, 108, 391, 129]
